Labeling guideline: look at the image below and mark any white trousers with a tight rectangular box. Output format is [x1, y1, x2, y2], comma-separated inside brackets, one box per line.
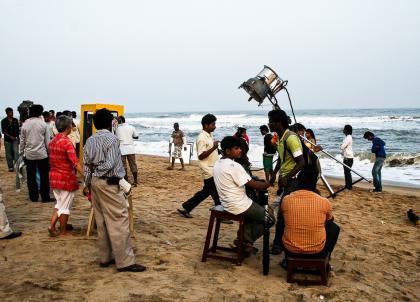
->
[0, 193, 13, 238]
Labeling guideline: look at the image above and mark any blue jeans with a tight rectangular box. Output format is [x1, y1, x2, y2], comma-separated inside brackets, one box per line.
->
[372, 157, 385, 191]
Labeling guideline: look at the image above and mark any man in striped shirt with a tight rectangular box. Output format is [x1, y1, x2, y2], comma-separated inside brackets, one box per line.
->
[280, 169, 340, 258]
[83, 108, 146, 273]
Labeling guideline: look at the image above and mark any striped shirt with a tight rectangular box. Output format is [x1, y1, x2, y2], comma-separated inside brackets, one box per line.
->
[83, 129, 125, 186]
[281, 190, 333, 254]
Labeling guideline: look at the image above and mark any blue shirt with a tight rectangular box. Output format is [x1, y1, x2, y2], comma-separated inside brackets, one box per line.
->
[371, 137, 386, 158]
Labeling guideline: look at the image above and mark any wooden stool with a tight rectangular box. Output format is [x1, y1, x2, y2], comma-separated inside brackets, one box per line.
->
[86, 195, 135, 237]
[201, 206, 245, 266]
[286, 253, 331, 286]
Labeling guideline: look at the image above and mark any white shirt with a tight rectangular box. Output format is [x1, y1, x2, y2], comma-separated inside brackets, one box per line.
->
[20, 117, 50, 160]
[116, 123, 139, 155]
[46, 121, 54, 139]
[196, 130, 219, 180]
[213, 158, 253, 215]
[73, 118, 80, 143]
[341, 135, 354, 159]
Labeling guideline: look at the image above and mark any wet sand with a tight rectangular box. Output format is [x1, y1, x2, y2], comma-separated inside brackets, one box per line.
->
[0, 153, 419, 301]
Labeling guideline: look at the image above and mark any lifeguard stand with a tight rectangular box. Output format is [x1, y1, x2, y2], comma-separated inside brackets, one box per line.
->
[79, 104, 124, 160]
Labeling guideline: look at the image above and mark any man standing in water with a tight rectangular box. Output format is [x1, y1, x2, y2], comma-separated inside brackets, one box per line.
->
[364, 131, 386, 193]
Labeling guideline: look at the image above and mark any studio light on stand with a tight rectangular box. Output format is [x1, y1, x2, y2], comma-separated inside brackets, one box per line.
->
[239, 65, 370, 199]
[239, 65, 297, 122]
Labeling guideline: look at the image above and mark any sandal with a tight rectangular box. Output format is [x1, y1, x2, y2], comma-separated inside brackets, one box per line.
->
[177, 209, 192, 218]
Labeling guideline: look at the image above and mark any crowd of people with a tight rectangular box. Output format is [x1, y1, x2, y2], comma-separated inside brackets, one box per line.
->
[0, 104, 387, 277]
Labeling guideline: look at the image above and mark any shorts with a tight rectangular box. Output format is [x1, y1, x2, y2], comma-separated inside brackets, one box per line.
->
[263, 154, 274, 172]
[172, 146, 183, 159]
[53, 189, 75, 216]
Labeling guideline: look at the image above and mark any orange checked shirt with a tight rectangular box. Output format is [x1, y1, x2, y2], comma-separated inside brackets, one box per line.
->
[281, 190, 333, 254]
[49, 133, 80, 192]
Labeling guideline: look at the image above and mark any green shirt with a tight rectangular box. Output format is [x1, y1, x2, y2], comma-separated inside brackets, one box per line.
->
[277, 129, 303, 177]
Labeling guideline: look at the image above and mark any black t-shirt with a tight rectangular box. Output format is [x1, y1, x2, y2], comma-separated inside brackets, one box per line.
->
[264, 133, 277, 154]
[1, 117, 20, 142]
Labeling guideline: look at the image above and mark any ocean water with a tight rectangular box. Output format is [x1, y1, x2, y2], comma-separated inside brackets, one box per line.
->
[125, 108, 420, 187]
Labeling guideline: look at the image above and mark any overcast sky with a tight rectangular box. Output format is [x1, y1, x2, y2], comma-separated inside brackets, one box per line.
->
[0, 0, 419, 113]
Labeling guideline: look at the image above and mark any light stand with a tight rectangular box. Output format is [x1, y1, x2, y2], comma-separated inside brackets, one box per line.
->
[239, 65, 371, 199]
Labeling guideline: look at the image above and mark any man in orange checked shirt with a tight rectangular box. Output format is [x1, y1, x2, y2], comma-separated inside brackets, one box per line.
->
[280, 169, 340, 263]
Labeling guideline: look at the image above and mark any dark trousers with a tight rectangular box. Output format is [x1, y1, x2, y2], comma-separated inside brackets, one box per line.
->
[25, 158, 50, 202]
[343, 158, 353, 189]
[242, 202, 268, 243]
[4, 140, 19, 169]
[273, 178, 299, 247]
[284, 221, 340, 258]
[182, 177, 220, 213]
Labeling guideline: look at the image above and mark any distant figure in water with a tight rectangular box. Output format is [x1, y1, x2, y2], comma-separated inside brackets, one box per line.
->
[168, 122, 186, 171]
[341, 125, 354, 190]
[305, 128, 317, 151]
[259, 125, 277, 181]
[364, 131, 386, 193]
[233, 126, 250, 144]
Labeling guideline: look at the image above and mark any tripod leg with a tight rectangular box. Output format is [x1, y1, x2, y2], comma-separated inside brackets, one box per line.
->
[329, 177, 365, 198]
[320, 174, 335, 197]
[263, 223, 270, 275]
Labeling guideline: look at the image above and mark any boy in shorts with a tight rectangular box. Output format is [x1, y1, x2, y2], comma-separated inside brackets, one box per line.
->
[168, 123, 186, 170]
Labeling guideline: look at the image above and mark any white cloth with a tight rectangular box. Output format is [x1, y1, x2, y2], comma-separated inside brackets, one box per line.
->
[116, 123, 139, 155]
[196, 130, 219, 180]
[53, 189, 75, 216]
[0, 192, 13, 238]
[73, 119, 80, 144]
[341, 135, 354, 159]
[46, 121, 55, 139]
[213, 158, 252, 215]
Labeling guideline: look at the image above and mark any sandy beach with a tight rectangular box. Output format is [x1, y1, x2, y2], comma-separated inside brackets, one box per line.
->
[0, 152, 419, 302]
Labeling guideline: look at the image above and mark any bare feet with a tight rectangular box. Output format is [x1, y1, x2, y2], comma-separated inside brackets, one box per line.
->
[179, 167, 186, 171]
[58, 232, 74, 237]
[48, 226, 59, 237]
[167, 166, 174, 170]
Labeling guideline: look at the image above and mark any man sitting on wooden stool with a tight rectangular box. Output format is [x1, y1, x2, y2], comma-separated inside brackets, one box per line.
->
[213, 136, 275, 254]
[280, 169, 340, 267]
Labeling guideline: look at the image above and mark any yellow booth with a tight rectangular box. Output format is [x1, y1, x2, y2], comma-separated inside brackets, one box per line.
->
[79, 104, 124, 160]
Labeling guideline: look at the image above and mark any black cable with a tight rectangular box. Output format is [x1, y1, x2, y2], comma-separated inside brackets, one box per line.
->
[284, 87, 297, 123]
